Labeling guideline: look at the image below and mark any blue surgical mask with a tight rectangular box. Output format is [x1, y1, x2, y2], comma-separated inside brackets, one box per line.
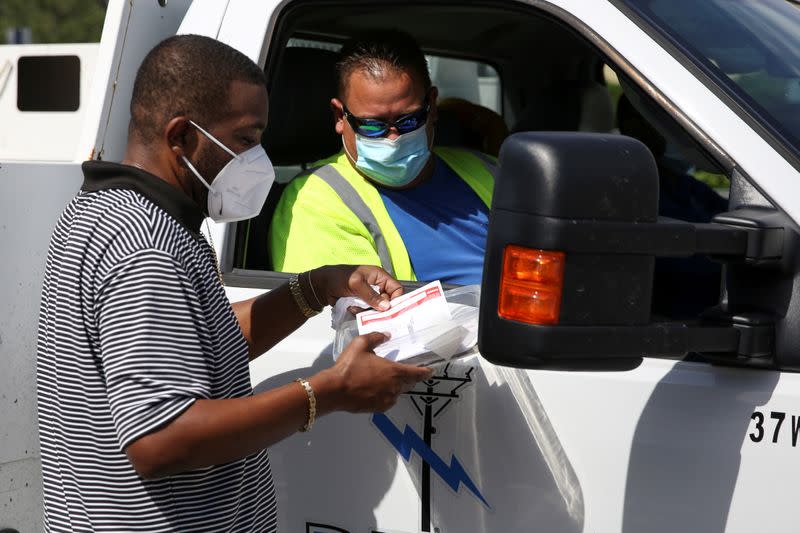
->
[346, 126, 431, 188]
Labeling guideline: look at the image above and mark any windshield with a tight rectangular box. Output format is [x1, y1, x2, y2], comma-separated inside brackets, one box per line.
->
[619, 0, 800, 161]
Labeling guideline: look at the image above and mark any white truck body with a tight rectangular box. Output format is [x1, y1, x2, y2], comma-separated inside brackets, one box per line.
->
[2, 1, 798, 532]
[0, 43, 98, 161]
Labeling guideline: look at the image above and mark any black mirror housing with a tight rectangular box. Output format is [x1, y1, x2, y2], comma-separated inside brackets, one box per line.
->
[479, 132, 787, 371]
[480, 133, 660, 369]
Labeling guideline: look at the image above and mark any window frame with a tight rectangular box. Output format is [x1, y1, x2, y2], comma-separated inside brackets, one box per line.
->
[608, 0, 800, 174]
[223, 0, 741, 292]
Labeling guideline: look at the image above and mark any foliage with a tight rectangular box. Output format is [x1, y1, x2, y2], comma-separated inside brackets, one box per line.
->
[0, 0, 106, 44]
[692, 170, 731, 191]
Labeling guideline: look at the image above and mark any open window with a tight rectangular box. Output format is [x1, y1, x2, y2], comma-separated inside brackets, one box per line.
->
[226, 1, 788, 372]
[231, 3, 515, 281]
[230, 2, 626, 284]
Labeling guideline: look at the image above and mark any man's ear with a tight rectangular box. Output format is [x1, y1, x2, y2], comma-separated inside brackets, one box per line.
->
[331, 98, 345, 135]
[165, 116, 195, 161]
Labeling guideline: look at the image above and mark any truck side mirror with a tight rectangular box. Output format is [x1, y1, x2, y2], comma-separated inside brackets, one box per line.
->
[479, 133, 780, 371]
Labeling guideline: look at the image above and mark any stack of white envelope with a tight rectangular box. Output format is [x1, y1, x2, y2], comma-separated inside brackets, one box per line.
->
[331, 281, 480, 366]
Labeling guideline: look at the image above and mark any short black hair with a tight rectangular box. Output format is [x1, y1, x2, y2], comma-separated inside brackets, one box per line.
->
[129, 34, 266, 144]
[336, 29, 431, 99]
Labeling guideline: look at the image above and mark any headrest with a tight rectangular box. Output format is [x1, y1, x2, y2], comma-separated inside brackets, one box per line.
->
[262, 47, 341, 166]
[512, 85, 579, 133]
[435, 97, 509, 156]
[512, 81, 613, 134]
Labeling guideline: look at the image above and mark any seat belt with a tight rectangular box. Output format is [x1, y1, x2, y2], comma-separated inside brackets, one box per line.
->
[314, 166, 396, 278]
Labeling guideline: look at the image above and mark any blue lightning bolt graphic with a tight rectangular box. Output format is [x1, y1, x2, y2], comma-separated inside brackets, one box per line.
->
[372, 412, 490, 508]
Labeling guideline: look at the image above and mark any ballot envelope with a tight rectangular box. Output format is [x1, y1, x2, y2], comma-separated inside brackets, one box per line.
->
[332, 281, 480, 366]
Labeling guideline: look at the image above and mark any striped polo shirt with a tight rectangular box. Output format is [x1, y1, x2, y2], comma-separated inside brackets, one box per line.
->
[36, 161, 277, 532]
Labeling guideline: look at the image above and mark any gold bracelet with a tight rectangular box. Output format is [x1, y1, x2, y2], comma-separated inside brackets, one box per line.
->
[289, 274, 319, 318]
[306, 270, 324, 309]
[295, 378, 316, 432]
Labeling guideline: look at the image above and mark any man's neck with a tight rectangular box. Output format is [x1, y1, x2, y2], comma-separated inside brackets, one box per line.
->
[122, 143, 197, 202]
[402, 154, 436, 189]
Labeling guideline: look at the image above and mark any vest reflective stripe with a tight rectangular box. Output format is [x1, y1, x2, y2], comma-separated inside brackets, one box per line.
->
[314, 149, 495, 278]
[466, 149, 499, 179]
[313, 165, 396, 278]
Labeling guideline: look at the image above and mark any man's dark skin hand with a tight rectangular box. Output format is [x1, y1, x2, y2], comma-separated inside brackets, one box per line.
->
[121, 79, 432, 479]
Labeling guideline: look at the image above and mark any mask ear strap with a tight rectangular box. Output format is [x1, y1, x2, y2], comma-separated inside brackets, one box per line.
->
[188, 119, 238, 158]
[181, 155, 215, 192]
[342, 136, 357, 164]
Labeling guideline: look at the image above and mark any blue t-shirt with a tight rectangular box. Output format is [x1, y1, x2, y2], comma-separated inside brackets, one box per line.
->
[379, 157, 489, 285]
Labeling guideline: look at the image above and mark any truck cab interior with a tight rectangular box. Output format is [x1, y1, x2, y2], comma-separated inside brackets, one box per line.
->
[231, 0, 732, 321]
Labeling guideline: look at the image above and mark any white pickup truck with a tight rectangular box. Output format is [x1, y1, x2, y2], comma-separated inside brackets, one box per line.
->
[2, 1, 800, 532]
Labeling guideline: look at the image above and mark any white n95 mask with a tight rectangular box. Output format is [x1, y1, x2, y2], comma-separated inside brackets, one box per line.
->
[182, 119, 275, 223]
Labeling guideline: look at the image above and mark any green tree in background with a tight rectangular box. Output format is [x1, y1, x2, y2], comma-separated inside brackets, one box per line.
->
[0, 0, 107, 43]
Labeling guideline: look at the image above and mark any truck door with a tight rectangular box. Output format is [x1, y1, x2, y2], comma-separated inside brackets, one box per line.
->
[203, 2, 594, 532]
[477, 2, 800, 533]
[151, 1, 800, 532]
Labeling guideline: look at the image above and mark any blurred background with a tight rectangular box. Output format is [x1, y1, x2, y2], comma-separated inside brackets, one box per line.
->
[1, 0, 107, 44]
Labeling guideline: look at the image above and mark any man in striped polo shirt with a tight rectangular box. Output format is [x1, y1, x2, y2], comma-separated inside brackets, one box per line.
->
[36, 35, 432, 532]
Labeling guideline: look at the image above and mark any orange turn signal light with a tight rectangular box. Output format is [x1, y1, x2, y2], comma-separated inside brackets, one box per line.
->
[498, 245, 565, 325]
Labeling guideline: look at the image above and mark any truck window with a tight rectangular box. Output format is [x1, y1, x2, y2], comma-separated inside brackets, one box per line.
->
[604, 63, 730, 198]
[228, 0, 733, 319]
[288, 38, 502, 113]
[265, 38, 502, 185]
[17, 55, 80, 111]
[615, 0, 800, 168]
[429, 56, 501, 115]
[234, 35, 504, 275]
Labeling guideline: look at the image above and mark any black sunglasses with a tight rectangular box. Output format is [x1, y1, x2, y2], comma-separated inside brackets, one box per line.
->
[343, 97, 430, 138]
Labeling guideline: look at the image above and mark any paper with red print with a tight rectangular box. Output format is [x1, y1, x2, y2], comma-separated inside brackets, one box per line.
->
[356, 280, 452, 339]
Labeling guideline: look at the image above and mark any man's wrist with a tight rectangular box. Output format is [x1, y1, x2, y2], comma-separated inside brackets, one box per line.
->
[299, 270, 324, 312]
[308, 369, 344, 417]
[295, 378, 316, 431]
[289, 274, 320, 317]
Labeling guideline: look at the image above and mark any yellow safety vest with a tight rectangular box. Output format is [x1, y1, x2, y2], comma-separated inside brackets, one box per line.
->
[268, 147, 496, 280]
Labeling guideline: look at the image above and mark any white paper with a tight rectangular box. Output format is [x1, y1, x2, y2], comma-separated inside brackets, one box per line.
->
[357, 280, 451, 338]
[349, 281, 478, 365]
[374, 303, 479, 364]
